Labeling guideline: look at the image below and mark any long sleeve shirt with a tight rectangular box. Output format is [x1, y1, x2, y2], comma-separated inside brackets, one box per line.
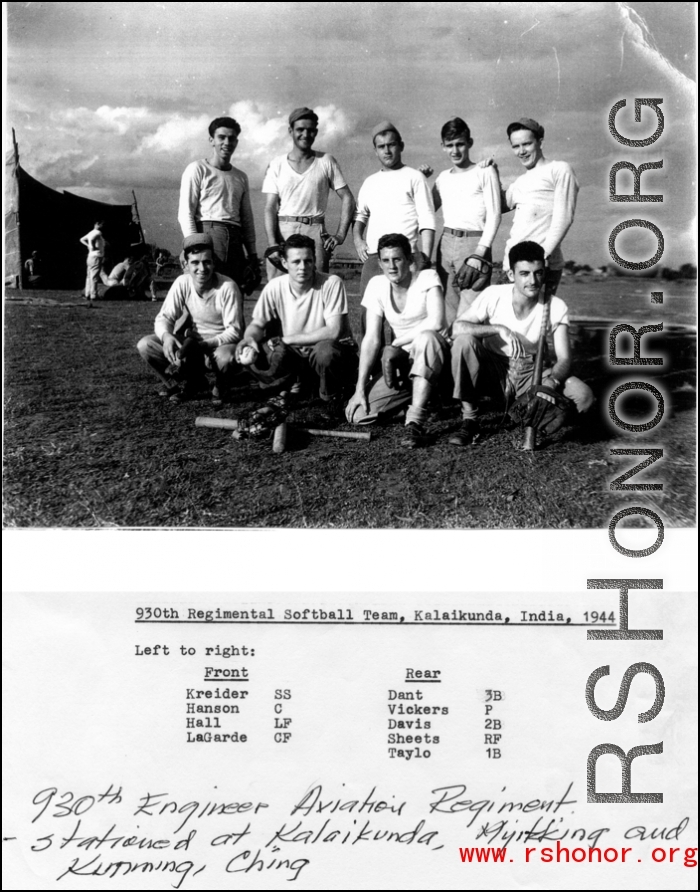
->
[155, 274, 244, 347]
[178, 160, 257, 254]
[504, 160, 578, 270]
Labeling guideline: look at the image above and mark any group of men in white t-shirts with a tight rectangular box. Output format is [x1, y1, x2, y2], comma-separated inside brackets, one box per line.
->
[136, 108, 593, 446]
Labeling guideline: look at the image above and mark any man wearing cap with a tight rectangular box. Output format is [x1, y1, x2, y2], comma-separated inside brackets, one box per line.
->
[263, 107, 355, 279]
[136, 232, 244, 405]
[353, 121, 436, 299]
[503, 117, 578, 293]
[178, 116, 259, 292]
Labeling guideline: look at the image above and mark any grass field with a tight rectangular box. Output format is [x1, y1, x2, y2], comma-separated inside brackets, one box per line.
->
[3, 275, 696, 528]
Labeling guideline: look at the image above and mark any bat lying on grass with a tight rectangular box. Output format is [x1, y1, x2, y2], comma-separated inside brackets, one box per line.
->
[195, 416, 372, 453]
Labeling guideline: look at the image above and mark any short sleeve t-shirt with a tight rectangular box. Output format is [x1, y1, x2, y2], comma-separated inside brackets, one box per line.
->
[464, 283, 569, 357]
[261, 153, 347, 217]
[252, 272, 349, 347]
[361, 268, 446, 343]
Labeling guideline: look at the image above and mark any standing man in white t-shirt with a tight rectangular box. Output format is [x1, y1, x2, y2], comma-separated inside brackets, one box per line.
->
[502, 117, 578, 294]
[345, 233, 449, 447]
[263, 107, 356, 279]
[178, 116, 259, 292]
[353, 122, 436, 300]
[449, 240, 593, 446]
[431, 116, 502, 327]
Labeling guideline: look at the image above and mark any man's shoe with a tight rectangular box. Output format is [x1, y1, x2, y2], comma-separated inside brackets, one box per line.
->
[158, 381, 181, 398]
[210, 385, 226, 408]
[402, 421, 430, 448]
[449, 419, 479, 446]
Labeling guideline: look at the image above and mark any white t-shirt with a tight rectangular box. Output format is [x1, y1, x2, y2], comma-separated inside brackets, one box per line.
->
[435, 165, 501, 232]
[355, 166, 436, 254]
[463, 283, 569, 357]
[361, 268, 447, 345]
[178, 160, 256, 251]
[155, 274, 244, 346]
[252, 272, 349, 342]
[504, 160, 578, 270]
[262, 153, 347, 217]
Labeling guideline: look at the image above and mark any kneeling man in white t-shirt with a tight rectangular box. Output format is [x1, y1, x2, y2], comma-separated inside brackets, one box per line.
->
[345, 233, 449, 448]
[449, 240, 594, 446]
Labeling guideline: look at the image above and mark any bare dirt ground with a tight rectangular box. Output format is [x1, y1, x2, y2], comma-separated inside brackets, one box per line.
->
[3, 281, 696, 528]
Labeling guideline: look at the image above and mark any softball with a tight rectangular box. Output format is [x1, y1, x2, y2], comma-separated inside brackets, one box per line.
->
[239, 345, 258, 366]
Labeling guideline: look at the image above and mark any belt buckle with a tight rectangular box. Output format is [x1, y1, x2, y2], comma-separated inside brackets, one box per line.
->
[301, 216, 311, 225]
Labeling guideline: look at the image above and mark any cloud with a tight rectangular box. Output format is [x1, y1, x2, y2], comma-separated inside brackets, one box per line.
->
[139, 100, 354, 182]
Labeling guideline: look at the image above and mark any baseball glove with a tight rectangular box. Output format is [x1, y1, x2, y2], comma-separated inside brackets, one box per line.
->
[454, 251, 493, 292]
[264, 245, 287, 272]
[240, 259, 262, 296]
[509, 384, 574, 437]
[381, 345, 408, 390]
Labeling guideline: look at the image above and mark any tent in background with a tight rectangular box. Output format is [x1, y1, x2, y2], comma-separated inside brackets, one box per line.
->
[5, 131, 144, 289]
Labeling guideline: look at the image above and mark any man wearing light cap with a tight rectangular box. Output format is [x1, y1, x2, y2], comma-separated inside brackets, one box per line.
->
[263, 107, 355, 279]
[178, 116, 259, 294]
[353, 121, 436, 299]
[502, 117, 578, 293]
[136, 232, 244, 405]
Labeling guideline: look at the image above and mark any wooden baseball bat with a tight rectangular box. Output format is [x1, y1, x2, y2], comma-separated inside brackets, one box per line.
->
[303, 428, 372, 441]
[522, 286, 552, 451]
[272, 422, 287, 453]
[195, 416, 239, 430]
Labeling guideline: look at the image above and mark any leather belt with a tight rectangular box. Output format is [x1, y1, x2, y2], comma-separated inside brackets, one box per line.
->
[278, 215, 325, 225]
[443, 227, 483, 238]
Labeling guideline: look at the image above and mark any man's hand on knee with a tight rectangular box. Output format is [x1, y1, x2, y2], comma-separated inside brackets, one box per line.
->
[162, 333, 182, 365]
[345, 389, 369, 424]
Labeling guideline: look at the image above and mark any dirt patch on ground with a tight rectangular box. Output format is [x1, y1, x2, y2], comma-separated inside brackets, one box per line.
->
[3, 289, 696, 528]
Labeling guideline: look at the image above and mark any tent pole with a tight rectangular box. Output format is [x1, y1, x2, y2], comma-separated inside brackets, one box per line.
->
[131, 190, 145, 245]
[12, 128, 22, 290]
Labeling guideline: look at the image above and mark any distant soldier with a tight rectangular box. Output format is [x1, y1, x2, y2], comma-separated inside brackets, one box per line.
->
[80, 221, 108, 300]
[263, 107, 355, 278]
[178, 116, 260, 293]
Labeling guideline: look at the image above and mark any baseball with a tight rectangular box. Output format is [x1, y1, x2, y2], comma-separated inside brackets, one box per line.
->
[239, 345, 258, 366]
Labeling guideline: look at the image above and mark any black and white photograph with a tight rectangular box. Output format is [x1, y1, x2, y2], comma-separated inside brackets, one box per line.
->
[4, 2, 696, 530]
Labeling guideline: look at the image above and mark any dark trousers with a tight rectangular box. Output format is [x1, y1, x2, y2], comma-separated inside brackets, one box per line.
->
[200, 221, 247, 287]
[248, 339, 357, 400]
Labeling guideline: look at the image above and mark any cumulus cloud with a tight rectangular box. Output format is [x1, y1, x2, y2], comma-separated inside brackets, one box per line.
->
[139, 100, 355, 181]
[12, 98, 354, 191]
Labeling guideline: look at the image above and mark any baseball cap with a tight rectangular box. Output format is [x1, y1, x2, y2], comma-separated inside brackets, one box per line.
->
[506, 117, 545, 140]
[182, 232, 214, 253]
[289, 107, 319, 127]
[372, 120, 402, 143]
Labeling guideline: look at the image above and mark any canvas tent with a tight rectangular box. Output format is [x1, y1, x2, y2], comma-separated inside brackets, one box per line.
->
[5, 132, 144, 289]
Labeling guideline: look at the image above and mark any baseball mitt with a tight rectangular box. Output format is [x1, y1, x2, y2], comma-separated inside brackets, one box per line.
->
[509, 384, 574, 438]
[240, 260, 262, 295]
[381, 344, 407, 390]
[264, 245, 287, 272]
[455, 251, 493, 292]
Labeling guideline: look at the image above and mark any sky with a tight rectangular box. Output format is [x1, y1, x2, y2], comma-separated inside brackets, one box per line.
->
[5, 1, 697, 267]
